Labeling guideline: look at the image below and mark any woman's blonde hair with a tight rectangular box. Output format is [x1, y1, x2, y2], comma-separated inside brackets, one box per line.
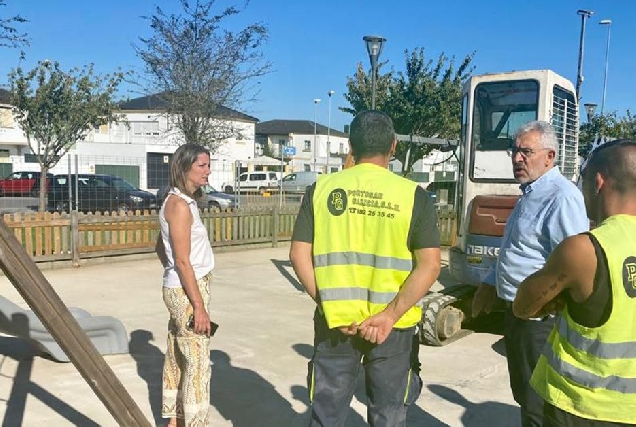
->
[169, 143, 210, 199]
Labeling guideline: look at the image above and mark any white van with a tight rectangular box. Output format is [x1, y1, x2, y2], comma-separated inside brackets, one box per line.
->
[280, 171, 322, 193]
[223, 171, 279, 194]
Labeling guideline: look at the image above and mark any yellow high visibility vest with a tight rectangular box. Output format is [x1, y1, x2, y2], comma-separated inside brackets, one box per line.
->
[312, 163, 419, 329]
[531, 214, 636, 424]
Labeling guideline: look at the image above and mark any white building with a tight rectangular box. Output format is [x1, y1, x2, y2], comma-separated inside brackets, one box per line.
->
[389, 149, 459, 205]
[0, 90, 263, 191]
[255, 119, 350, 174]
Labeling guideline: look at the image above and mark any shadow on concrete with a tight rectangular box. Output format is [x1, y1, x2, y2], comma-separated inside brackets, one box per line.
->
[270, 259, 304, 292]
[129, 329, 164, 426]
[428, 384, 519, 427]
[210, 349, 300, 426]
[491, 336, 507, 357]
[0, 336, 99, 427]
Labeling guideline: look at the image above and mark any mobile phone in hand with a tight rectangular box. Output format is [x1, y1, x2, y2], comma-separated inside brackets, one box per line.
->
[187, 316, 219, 336]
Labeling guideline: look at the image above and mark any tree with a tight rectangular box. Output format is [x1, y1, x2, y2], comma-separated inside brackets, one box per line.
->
[579, 110, 636, 156]
[0, 0, 28, 48]
[343, 48, 474, 177]
[135, 0, 271, 151]
[9, 60, 125, 211]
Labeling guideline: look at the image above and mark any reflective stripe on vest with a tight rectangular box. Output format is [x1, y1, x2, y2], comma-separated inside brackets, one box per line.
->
[542, 339, 636, 393]
[554, 315, 636, 359]
[314, 251, 413, 272]
[319, 287, 397, 304]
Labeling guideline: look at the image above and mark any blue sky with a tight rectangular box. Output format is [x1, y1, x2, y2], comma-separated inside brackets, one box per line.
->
[1, 0, 634, 133]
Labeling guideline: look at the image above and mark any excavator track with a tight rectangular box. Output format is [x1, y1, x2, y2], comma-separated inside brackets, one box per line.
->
[418, 285, 477, 346]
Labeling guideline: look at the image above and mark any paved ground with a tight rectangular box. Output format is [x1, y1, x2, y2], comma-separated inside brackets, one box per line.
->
[0, 245, 519, 426]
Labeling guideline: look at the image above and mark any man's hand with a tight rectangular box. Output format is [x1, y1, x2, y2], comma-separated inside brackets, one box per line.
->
[357, 311, 397, 345]
[533, 295, 566, 318]
[338, 322, 358, 336]
[472, 284, 498, 318]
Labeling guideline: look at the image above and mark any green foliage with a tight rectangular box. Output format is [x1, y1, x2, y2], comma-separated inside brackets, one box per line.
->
[8, 60, 125, 210]
[343, 48, 474, 176]
[0, 0, 27, 48]
[579, 110, 636, 156]
[135, 0, 271, 151]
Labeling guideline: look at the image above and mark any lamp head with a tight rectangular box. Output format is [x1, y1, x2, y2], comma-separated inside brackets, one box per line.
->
[363, 35, 386, 59]
[314, 98, 321, 104]
[599, 19, 612, 25]
[584, 103, 598, 122]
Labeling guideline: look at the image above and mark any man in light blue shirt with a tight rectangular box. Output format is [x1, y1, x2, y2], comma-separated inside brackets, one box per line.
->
[472, 121, 589, 427]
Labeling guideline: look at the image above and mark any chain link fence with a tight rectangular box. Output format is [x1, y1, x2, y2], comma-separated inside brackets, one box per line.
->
[0, 153, 302, 213]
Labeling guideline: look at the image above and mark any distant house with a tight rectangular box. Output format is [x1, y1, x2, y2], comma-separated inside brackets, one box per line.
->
[0, 90, 261, 190]
[389, 149, 459, 205]
[0, 88, 29, 177]
[255, 119, 349, 174]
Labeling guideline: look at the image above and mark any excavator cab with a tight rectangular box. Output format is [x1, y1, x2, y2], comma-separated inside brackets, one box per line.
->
[448, 70, 579, 286]
[421, 70, 579, 346]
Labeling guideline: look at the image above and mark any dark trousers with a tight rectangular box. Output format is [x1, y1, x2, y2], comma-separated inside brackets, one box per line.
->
[504, 308, 555, 427]
[307, 310, 422, 427]
[543, 402, 635, 427]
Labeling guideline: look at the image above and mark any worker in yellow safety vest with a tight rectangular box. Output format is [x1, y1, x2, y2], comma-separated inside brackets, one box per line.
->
[513, 139, 636, 426]
[289, 110, 441, 426]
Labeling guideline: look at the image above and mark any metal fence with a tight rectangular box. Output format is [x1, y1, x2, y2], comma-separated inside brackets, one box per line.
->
[1, 153, 306, 211]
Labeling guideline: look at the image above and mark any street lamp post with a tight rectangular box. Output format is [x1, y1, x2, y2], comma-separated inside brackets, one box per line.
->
[326, 90, 334, 173]
[313, 98, 321, 172]
[575, 9, 594, 102]
[279, 139, 284, 208]
[599, 19, 612, 115]
[363, 35, 386, 110]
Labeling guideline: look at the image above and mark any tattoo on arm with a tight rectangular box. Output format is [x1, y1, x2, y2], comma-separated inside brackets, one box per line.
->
[522, 273, 568, 314]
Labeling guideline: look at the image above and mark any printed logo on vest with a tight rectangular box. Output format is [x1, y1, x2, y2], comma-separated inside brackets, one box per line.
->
[623, 256, 636, 298]
[327, 188, 347, 216]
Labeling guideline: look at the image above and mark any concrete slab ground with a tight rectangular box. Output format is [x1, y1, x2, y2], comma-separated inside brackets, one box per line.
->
[0, 245, 519, 427]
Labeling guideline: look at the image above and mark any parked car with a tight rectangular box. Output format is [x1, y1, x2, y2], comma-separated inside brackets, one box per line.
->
[0, 171, 53, 196]
[279, 171, 322, 193]
[222, 171, 279, 194]
[47, 174, 157, 213]
[156, 185, 238, 210]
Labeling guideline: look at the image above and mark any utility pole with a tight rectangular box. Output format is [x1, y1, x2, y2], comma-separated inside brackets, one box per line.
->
[313, 98, 321, 172]
[575, 9, 594, 102]
[326, 90, 334, 173]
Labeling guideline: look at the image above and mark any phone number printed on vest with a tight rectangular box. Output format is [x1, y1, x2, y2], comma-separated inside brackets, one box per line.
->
[328, 188, 401, 219]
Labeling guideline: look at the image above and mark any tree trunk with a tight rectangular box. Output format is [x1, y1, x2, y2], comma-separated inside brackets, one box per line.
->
[38, 163, 48, 213]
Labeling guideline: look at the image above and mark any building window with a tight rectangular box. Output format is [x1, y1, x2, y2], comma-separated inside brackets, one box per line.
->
[131, 121, 160, 136]
[0, 108, 13, 128]
[304, 164, 311, 171]
[339, 143, 344, 154]
[304, 140, 311, 152]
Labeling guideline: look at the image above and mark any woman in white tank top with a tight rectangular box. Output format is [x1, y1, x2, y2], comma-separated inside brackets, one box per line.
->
[155, 143, 215, 427]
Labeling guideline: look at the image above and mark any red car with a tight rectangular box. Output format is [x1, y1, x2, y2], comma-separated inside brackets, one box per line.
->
[0, 171, 53, 196]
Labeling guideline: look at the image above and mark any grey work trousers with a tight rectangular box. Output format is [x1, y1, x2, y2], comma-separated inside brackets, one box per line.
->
[504, 308, 556, 427]
[307, 309, 422, 427]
